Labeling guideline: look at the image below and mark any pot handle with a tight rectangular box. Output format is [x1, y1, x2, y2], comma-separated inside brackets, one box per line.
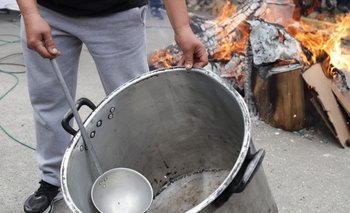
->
[61, 97, 97, 136]
[230, 148, 265, 193]
[212, 148, 265, 206]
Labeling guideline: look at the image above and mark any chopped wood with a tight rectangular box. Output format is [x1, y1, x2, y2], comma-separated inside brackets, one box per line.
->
[148, 0, 350, 149]
[248, 19, 304, 78]
[271, 69, 305, 131]
[149, 0, 267, 69]
[252, 71, 271, 121]
[214, 0, 267, 40]
[248, 19, 303, 65]
[253, 68, 306, 131]
[244, 42, 255, 114]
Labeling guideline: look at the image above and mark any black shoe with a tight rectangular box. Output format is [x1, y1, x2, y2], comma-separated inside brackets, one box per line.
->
[24, 180, 63, 213]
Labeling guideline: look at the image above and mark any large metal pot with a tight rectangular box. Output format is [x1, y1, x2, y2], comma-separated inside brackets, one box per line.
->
[60, 67, 278, 213]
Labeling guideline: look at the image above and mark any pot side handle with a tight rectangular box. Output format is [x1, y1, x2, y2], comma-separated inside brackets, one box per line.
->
[61, 97, 97, 136]
[231, 148, 265, 193]
[212, 148, 265, 207]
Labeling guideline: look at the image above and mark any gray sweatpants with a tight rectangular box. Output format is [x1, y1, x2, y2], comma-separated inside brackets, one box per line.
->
[20, 5, 149, 186]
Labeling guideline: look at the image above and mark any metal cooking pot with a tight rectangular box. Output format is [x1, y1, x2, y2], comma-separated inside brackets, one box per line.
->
[60, 67, 278, 213]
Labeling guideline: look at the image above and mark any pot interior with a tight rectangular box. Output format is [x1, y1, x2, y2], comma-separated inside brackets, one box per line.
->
[62, 69, 249, 212]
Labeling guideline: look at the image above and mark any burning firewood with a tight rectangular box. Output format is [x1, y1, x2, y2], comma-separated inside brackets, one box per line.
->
[290, 13, 350, 72]
[149, 0, 267, 69]
[149, 0, 269, 98]
[248, 19, 304, 78]
[149, 0, 350, 144]
[150, 0, 307, 130]
[246, 18, 307, 131]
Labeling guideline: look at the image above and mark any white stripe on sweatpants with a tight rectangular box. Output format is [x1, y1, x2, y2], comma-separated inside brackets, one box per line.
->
[20, 5, 149, 186]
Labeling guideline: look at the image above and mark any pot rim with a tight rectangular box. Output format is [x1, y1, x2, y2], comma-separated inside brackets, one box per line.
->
[60, 67, 251, 213]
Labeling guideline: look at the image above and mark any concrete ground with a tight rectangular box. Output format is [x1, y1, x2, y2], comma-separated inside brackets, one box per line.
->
[0, 7, 349, 213]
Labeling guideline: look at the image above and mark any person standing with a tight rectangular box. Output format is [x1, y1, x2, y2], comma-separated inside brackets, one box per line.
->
[16, 0, 208, 212]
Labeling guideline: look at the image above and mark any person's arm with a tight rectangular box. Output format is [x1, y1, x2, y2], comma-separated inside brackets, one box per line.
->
[17, 0, 60, 58]
[163, 0, 208, 68]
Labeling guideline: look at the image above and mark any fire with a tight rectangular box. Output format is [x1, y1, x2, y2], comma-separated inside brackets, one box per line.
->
[213, 1, 249, 61]
[150, 49, 177, 68]
[290, 13, 350, 75]
[289, 21, 329, 65]
[212, 1, 350, 75]
[213, 23, 250, 60]
[150, 0, 247, 65]
[323, 14, 350, 73]
[215, 1, 238, 25]
[150, 0, 350, 76]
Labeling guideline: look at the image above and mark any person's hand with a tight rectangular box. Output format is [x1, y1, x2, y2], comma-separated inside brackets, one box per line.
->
[23, 14, 60, 59]
[175, 26, 208, 69]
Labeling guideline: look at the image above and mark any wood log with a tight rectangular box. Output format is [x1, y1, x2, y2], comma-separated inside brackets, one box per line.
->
[195, 0, 267, 56]
[252, 71, 272, 122]
[253, 68, 306, 131]
[215, 0, 267, 40]
[271, 69, 306, 130]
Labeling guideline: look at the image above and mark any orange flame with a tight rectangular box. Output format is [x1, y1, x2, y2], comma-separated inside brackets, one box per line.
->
[215, 1, 238, 25]
[151, 0, 350, 76]
[289, 13, 350, 75]
[150, 49, 177, 68]
[291, 22, 329, 65]
[213, 1, 248, 61]
[213, 23, 250, 60]
[323, 14, 350, 73]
